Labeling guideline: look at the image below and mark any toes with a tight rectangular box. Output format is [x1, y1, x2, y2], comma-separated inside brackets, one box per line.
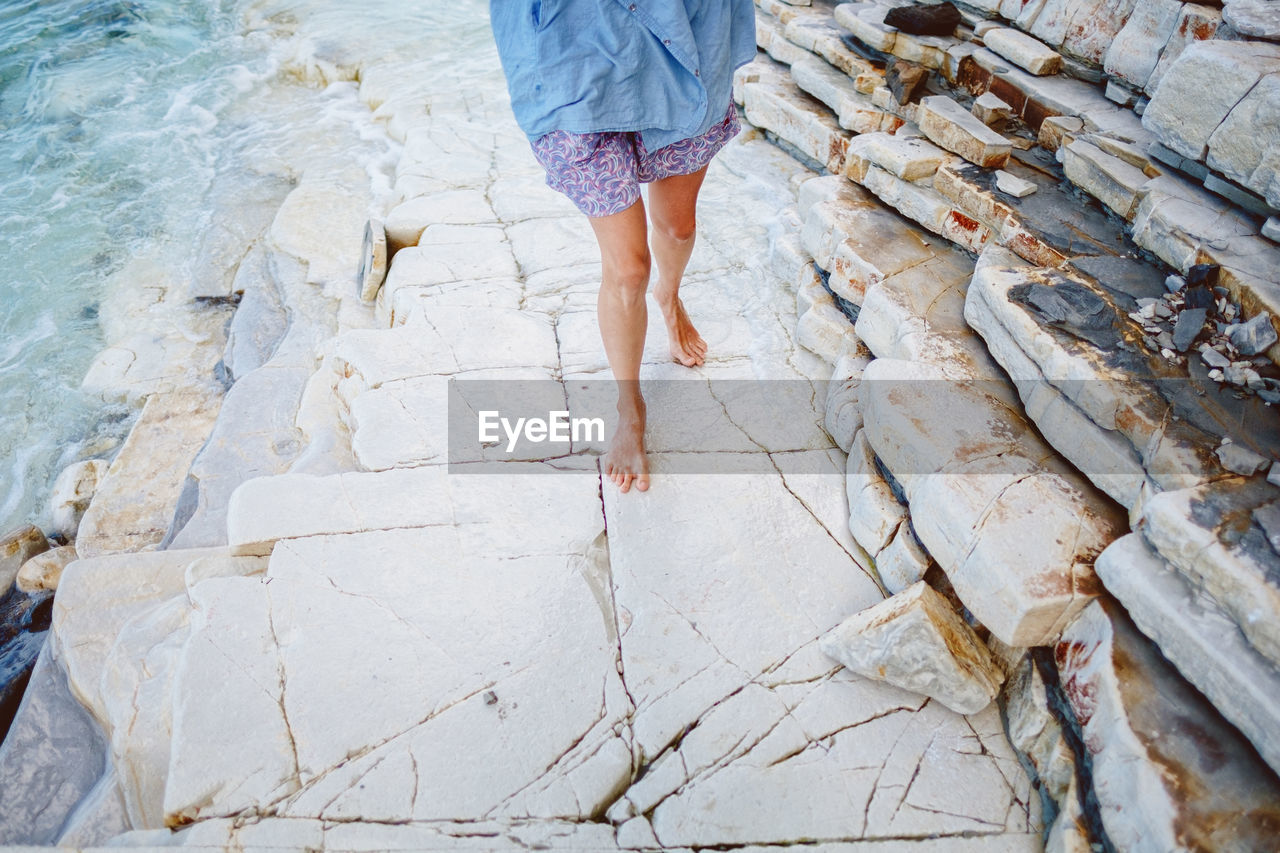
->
[635, 475, 650, 492]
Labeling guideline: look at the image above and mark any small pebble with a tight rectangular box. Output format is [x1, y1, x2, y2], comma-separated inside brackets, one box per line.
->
[483, 690, 498, 705]
[1165, 274, 1185, 293]
[1200, 347, 1231, 370]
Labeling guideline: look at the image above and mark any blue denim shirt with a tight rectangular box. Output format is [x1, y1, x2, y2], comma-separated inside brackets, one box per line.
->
[490, 0, 757, 150]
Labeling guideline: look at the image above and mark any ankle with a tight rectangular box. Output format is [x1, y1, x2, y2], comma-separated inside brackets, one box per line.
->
[616, 394, 645, 422]
[652, 285, 680, 310]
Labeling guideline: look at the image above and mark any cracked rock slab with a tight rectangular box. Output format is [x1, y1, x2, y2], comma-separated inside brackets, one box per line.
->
[603, 451, 884, 763]
[170, 469, 627, 826]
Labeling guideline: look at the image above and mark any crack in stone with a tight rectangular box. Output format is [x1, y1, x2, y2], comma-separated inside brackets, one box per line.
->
[483, 673, 612, 818]
[263, 583, 303, 794]
[268, 676, 509, 815]
[768, 452, 882, 593]
[766, 703, 923, 768]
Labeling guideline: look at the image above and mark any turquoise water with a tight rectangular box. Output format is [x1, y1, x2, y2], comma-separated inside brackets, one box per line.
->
[0, 0, 504, 535]
[0, 0, 253, 532]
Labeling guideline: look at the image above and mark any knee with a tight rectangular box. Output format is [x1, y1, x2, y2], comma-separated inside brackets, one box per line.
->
[605, 249, 651, 296]
[654, 216, 697, 245]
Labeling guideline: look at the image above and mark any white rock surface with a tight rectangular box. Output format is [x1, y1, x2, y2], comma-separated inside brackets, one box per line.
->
[1145, 3, 1221, 95]
[1142, 40, 1280, 162]
[1206, 71, 1280, 205]
[1103, 0, 1183, 90]
[820, 582, 1005, 714]
[23, 11, 1057, 847]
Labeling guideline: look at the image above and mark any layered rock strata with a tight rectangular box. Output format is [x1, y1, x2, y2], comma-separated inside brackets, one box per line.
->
[741, 0, 1280, 848]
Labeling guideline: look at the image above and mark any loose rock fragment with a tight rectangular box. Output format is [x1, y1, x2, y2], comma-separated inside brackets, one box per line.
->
[15, 545, 78, 593]
[819, 581, 1005, 714]
[995, 170, 1037, 197]
[885, 59, 929, 105]
[916, 95, 1012, 168]
[357, 218, 389, 303]
[1, 525, 49, 591]
[972, 91, 1013, 127]
[1228, 312, 1278, 356]
[49, 459, 108, 541]
[1216, 440, 1271, 476]
[883, 2, 961, 36]
[1171, 307, 1206, 351]
[1200, 346, 1230, 369]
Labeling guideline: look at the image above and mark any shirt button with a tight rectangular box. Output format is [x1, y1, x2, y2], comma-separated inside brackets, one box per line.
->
[695, 69, 701, 77]
[629, 3, 636, 9]
[663, 39, 671, 45]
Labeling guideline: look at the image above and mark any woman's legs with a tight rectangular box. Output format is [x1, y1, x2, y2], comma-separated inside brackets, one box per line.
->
[588, 200, 652, 493]
[648, 165, 709, 367]
[587, 166, 708, 492]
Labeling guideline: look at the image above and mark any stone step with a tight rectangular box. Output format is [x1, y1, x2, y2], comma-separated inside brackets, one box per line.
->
[375, 226, 521, 326]
[859, 357, 1125, 647]
[738, 59, 851, 173]
[798, 177, 1005, 378]
[1058, 598, 1280, 851]
[76, 387, 225, 560]
[46, 547, 264, 833]
[1096, 533, 1280, 777]
[1138, 478, 1280, 671]
[963, 244, 1235, 508]
[106, 815, 1046, 851]
[791, 55, 903, 135]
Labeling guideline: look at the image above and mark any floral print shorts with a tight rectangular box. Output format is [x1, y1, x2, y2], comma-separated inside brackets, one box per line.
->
[529, 102, 741, 218]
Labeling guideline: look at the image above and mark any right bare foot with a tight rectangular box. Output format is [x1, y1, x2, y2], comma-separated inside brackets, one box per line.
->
[655, 295, 707, 367]
[603, 402, 649, 493]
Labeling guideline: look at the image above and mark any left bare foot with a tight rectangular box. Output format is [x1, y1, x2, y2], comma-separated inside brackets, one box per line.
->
[603, 401, 649, 493]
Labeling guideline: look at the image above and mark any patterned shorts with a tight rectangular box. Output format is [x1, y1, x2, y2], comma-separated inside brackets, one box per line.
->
[530, 102, 741, 218]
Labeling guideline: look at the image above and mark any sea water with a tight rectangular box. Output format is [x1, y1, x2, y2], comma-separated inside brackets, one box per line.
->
[0, 0, 495, 535]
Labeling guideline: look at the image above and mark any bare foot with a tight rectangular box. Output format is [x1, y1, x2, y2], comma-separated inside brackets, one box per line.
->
[603, 402, 649, 493]
[655, 295, 707, 367]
